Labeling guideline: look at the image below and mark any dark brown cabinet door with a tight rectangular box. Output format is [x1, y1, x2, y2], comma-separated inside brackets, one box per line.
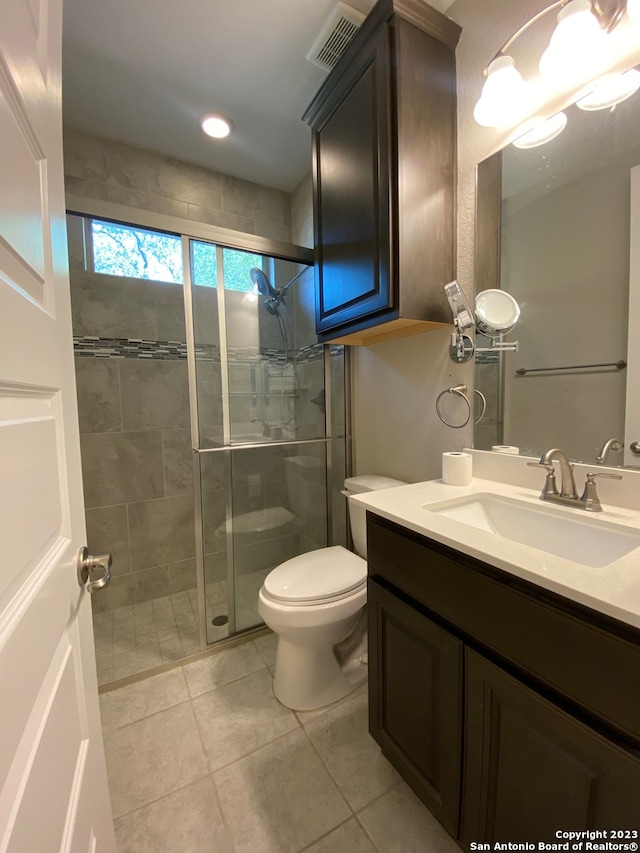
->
[462, 650, 640, 842]
[312, 27, 393, 336]
[368, 579, 463, 837]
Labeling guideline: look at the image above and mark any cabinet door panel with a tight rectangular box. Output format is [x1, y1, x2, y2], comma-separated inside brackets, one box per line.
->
[368, 579, 462, 836]
[462, 650, 640, 843]
[314, 28, 392, 333]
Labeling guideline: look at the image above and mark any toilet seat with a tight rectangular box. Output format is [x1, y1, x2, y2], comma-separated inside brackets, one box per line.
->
[263, 545, 366, 607]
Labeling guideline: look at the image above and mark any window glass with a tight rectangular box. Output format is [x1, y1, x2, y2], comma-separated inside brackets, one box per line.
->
[191, 241, 218, 287]
[222, 247, 263, 291]
[91, 219, 182, 283]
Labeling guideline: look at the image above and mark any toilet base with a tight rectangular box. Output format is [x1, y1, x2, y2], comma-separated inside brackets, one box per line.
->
[272, 637, 363, 711]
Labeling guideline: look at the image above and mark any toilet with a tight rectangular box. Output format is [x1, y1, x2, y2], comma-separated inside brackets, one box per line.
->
[258, 474, 406, 711]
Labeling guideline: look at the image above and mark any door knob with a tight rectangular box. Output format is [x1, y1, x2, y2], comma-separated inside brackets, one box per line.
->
[630, 441, 640, 455]
[77, 546, 112, 593]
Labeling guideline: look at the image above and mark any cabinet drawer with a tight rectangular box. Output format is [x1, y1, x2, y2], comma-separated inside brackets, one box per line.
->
[367, 514, 640, 744]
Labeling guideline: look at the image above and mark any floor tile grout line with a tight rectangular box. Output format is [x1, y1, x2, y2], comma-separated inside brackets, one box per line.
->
[110, 770, 212, 824]
[190, 675, 301, 776]
[102, 694, 193, 734]
[351, 780, 410, 853]
[208, 770, 241, 853]
[183, 657, 268, 701]
[207, 716, 303, 781]
[295, 815, 360, 852]
[298, 722, 355, 818]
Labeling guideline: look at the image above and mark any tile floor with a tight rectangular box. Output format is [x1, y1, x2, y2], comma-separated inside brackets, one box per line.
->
[101, 633, 461, 853]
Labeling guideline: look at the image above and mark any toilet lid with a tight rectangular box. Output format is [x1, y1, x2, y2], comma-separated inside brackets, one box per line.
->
[263, 546, 367, 604]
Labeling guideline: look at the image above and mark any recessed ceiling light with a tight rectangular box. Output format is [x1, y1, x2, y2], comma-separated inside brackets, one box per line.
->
[201, 114, 233, 139]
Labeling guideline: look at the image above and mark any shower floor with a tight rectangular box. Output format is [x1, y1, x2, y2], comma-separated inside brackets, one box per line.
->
[92, 585, 229, 686]
[93, 567, 271, 686]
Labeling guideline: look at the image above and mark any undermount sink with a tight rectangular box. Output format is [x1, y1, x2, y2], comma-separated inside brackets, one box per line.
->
[423, 493, 640, 567]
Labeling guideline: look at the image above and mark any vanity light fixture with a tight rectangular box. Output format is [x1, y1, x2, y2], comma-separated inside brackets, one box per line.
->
[512, 111, 568, 148]
[575, 67, 640, 108]
[539, 0, 607, 80]
[473, 0, 631, 130]
[201, 114, 233, 139]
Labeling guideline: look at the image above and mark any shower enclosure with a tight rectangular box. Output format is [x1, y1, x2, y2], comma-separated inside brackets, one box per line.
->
[68, 214, 349, 684]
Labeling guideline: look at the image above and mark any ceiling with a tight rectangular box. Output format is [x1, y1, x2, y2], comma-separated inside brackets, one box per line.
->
[62, 0, 455, 192]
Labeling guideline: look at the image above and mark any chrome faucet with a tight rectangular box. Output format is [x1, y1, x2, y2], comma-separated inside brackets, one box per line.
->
[540, 447, 578, 500]
[596, 438, 623, 465]
[529, 447, 622, 512]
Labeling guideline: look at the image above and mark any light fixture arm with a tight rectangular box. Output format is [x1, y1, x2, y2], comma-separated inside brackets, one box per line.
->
[483, 0, 628, 72]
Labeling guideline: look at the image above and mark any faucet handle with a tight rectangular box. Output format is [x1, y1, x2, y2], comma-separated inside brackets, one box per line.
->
[585, 472, 623, 480]
[580, 471, 623, 512]
[527, 461, 559, 497]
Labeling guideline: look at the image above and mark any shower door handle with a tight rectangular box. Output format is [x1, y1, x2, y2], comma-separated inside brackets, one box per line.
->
[77, 546, 112, 593]
[630, 441, 640, 455]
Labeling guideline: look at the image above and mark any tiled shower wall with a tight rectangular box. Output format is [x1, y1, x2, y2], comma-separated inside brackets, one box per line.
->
[63, 127, 299, 243]
[67, 216, 197, 614]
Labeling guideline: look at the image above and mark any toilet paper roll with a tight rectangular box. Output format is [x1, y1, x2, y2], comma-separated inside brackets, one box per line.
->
[492, 445, 520, 455]
[442, 452, 473, 486]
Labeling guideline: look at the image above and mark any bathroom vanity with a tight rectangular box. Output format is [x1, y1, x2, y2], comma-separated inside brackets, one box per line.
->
[355, 478, 640, 841]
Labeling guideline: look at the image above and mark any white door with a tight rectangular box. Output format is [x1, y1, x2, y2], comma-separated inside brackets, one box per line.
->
[625, 166, 640, 468]
[0, 0, 116, 850]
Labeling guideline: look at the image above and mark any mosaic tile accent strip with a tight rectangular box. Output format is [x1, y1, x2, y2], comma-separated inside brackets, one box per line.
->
[74, 337, 333, 364]
[74, 336, 192, 360]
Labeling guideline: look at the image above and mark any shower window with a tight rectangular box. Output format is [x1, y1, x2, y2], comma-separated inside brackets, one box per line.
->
[88, 218, 183, 283]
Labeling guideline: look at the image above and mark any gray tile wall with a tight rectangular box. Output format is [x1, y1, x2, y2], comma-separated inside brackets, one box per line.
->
[63, 127, 293, 243]
[68, 214, 197, 612]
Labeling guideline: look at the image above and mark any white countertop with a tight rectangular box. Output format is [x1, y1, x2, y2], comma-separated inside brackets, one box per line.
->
[352, 477, 640, 631]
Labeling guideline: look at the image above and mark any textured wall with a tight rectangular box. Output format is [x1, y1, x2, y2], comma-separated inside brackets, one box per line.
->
[63, 127, 293, 243]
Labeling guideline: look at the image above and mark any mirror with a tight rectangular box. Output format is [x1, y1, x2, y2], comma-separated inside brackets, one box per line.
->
[474, 74, 640, 469]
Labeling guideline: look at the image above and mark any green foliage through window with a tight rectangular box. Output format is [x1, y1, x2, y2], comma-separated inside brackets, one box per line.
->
[91, 220, 183, 283]
[191, 242, 263, 292]
[90, 220, 265, 293]
[223, 248, 263, 292]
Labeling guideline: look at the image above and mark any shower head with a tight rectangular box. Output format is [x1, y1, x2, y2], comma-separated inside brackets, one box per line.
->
[263, 298, 280, 316]
[249, 266, 307, 309]
[249, 267, 277, 298]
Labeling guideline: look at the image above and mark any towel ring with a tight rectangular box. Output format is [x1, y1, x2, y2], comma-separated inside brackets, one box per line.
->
[436, 385, 487, 429]
[436, 384, 471, 429]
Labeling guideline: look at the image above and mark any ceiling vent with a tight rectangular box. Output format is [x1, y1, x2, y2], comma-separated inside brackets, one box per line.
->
[306, 3, 366, 72]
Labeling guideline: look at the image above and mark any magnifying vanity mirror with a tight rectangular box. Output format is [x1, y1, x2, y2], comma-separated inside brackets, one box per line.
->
[474, 66, 640, 468]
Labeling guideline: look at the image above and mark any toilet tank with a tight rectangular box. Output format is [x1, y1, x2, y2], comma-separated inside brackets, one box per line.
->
[343, 475, 407, 558]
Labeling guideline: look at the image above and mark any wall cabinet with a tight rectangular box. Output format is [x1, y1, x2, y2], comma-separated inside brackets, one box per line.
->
[302, 0, 461, 346]
[367, 514, 640, 842]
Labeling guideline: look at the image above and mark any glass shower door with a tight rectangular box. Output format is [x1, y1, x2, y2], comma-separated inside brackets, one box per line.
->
[188, 239, 330, 640]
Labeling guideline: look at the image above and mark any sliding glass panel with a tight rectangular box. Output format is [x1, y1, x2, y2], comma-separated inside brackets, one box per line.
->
[221, 251, 319, 444]
[230, 441, 328, 632]
[190, 240, 224, 448]
[200, 449, 231, 644]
